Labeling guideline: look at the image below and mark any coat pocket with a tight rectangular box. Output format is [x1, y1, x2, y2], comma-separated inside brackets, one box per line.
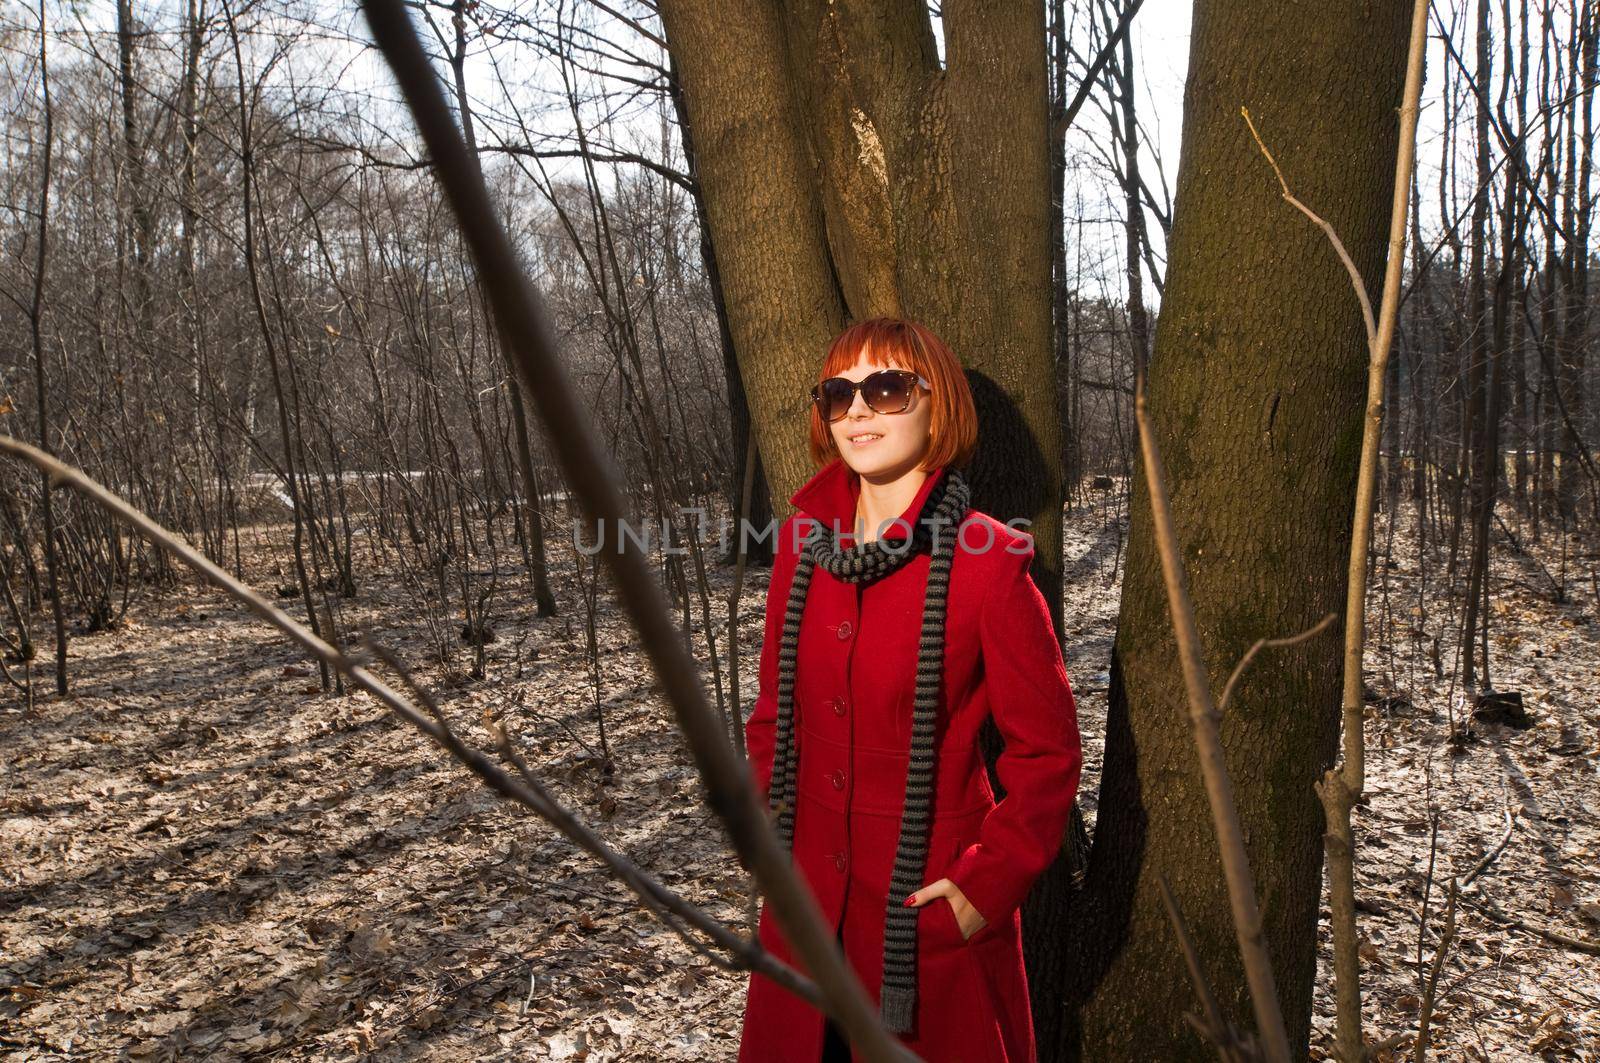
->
[919, 893, 975, 953]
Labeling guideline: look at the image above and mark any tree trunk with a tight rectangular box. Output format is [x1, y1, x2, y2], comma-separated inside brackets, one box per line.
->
[116, 0, 152, 325]
[1557, 0, 1595, 521]
[663, 49, 775, 567]
[1460, 0, 1493, 692]
[656, 2, 1062, 614]
[1064, 1, 1410, 1057]
[30, 0, 66, 695]
[1049, 0, 1077, 496]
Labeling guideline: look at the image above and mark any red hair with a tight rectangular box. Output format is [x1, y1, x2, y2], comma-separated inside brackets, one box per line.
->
[807, 317, 978, 470]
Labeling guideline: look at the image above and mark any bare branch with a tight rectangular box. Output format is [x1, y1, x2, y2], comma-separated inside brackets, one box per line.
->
[1240, 106, 1378, 348]
[1133, 370, 1292, 1063]
[354, 2, 918, 1057]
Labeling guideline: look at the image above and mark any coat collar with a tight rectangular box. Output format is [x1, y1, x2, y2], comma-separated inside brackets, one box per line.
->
[789, 456, 948, 542]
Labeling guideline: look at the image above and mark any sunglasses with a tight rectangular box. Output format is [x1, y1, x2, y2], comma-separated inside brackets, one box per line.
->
[810, 369, 931, 423]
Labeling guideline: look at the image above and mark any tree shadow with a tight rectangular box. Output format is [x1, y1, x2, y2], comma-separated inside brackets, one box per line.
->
[958, 370, 1147, 1059]
[1042, 638, 1147, 1061]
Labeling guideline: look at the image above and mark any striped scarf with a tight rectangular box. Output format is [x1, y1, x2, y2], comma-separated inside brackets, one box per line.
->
[766, 466, 971, 1033]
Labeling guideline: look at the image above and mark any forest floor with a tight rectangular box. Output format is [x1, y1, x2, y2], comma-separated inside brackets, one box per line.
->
[1, 481, 1597, 1061]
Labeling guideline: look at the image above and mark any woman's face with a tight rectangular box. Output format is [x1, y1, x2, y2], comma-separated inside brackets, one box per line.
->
[825, 350, 933, 479]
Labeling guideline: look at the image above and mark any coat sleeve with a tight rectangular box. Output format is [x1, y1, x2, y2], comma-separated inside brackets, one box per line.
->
[943, 540, 1083, 930]
[743, 515, 800, 807]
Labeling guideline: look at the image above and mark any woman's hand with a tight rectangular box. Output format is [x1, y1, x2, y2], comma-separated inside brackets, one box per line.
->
[905, 878, 987, 940]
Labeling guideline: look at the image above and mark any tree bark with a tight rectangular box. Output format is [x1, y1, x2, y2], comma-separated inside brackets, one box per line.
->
[1064, 1, 1410, 1057]
[656, 1, 1062, 613]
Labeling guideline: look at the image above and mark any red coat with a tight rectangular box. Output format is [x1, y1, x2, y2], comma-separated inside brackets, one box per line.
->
[738, 457, 1083, 1062]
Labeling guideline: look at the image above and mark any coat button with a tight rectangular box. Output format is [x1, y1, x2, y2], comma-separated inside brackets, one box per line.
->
[830, 769, 845, 790]
[832, 696, 847, 716]
[836, 620, 853, 640]
[833, 852, 847, 872]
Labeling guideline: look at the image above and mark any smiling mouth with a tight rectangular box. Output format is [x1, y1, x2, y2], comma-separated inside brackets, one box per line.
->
[848, 433, 883, 446]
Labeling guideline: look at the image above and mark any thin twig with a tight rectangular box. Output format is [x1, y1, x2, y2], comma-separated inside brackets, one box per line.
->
[1466, 890, 1600, 957]
[1415, 812, 1441, 995]
[1216, 612, 1338, 715]
[1240, 107, 1377, 347]
[1058, 0, 1147, 137]
[1413, 877, 1458, 1063]
[1158, 874, 1260, 1063]
[1460, 789, 1516, 889]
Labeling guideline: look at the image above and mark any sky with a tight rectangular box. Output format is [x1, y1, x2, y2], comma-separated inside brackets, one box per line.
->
[1076, 0, 1194, 202]
[21, 0, 1576, 312]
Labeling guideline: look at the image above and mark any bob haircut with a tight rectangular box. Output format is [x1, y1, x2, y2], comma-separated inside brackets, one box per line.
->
[807, 316, 978, 472]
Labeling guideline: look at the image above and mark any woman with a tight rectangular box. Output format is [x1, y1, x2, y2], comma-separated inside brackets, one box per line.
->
[737, 317, 1083, 1062]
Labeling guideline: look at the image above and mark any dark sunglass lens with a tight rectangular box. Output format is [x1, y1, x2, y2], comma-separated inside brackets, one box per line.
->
[864, 371, 912, 412]
[819, 377, 855, 420]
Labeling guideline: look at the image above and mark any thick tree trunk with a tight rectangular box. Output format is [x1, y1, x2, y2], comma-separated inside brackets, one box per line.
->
[653, 1, 847, 518]
[1062, 1, 1410, 1057]
[656, 2, 1061, 612]
[662, 50, 774, 567]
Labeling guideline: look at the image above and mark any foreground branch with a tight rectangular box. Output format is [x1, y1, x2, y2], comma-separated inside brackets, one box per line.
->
[1158, 874, 1262, 1063]
[1133, 374, 1292, 1063]
[0, 435, 815, 1012]
[356, 2, 913, 1058]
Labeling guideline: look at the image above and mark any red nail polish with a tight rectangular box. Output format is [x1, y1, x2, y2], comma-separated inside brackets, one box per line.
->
[903, 896, 914, 906]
